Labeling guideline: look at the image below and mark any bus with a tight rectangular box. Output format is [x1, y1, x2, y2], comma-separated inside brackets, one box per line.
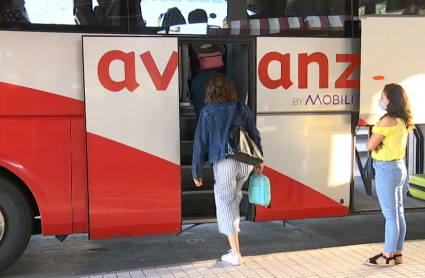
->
[1, 0, 425, 273]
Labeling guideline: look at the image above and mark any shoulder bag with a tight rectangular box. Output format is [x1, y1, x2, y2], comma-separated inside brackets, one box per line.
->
[225, 102, 263, 166]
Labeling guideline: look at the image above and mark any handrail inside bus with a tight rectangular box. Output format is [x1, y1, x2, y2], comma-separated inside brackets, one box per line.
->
[414, 127, 424, 174]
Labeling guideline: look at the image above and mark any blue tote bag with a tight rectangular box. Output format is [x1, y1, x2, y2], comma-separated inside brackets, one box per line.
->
[248, 169, 271, 208]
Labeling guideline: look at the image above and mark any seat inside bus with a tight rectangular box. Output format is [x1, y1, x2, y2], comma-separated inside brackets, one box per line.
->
[161, 7, 186, 28]
[188, 9, 208, 24]
[0, 0, 30, 23]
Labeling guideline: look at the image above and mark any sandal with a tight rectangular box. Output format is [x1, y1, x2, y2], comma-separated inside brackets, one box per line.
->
[394, 254, 403, 265]
[365, 253, 395, 266]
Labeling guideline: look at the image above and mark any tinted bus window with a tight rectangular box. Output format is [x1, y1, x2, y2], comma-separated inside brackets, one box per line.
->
[0, 0, 148, 33]
[205, 0, 353, 37]
[359, 0, 425, 18]
[140, 0, 227, 27]
[0, 0, 356, 36]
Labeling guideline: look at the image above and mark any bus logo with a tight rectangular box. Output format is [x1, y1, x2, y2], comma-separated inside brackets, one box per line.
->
[258, 52, 361, 90]
[97, 50, 178, 92]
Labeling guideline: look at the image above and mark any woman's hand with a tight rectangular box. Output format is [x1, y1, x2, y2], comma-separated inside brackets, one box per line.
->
[193, 179, 203, 187]
[254, 164, 264, 172]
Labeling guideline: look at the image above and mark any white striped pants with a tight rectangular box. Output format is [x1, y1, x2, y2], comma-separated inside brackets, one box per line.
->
[213, 158, 254, 236]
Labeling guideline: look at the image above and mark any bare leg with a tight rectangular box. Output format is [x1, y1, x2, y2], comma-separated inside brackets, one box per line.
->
[383, 252, 394, 258]
[394, 250, 403, 264]
[228, 233, 240, 254]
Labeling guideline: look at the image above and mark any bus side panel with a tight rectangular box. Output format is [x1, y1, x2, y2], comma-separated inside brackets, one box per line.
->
[83, 36, 181, 240]
[0, 31, 85, 117]
[360, 16, 425, 125]
[255, 114, 351, 221]
[255, 37, 359, 221]
[71, 117, 88, 233]
[0, 117, 73, 235]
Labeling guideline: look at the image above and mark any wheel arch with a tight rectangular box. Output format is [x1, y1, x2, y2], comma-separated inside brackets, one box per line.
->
[0, 157, 43, 232]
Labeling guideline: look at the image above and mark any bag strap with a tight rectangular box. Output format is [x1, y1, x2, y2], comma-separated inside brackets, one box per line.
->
[233, 101, 241, 127]
[253, 168, 263, 176]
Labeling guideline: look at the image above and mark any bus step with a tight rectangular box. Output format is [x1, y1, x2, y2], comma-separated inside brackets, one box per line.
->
[180, 140, 194, 165]
[182, 213, 247, 225]
[182, 188, 248, 195]
[180, 163, 210, 169]
[182, 189, 214, 195]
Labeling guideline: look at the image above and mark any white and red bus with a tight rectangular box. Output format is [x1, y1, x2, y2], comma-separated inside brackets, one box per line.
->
[1, 0, 425, 273]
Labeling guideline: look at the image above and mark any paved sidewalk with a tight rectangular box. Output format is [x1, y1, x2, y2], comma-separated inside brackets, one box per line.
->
[82, 240, 425, 278]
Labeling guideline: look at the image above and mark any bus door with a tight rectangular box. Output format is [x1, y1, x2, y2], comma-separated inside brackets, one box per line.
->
[359, 15, 425, 126]
[254, 37, 360, 221]
[82, 36, 181, 240]
[359, 16, 425, 210]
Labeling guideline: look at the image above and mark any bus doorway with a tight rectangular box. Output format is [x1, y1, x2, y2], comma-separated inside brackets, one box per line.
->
[178, 37, 256, 225]
[353, 126, 425, 212]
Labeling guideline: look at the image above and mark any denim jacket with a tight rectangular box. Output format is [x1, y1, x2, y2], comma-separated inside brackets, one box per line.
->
[192, 101, 263, 179]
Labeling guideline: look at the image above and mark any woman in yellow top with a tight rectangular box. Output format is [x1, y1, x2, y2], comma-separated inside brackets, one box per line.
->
[365, 84, 414, 266]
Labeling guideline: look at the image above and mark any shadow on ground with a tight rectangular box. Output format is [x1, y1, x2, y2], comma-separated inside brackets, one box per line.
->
[3, 212, 425, 278]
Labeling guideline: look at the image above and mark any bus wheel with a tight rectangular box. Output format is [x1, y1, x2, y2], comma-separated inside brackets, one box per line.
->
[0, 176, 33, 274]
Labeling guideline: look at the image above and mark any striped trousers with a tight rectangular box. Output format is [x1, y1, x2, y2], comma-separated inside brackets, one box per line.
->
[213, 158, 254, 236]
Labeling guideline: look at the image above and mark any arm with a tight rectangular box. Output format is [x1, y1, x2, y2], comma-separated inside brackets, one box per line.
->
[191, 110, 209, 180]
[366, 116, 397, 151]
[366, 133, 385, 152]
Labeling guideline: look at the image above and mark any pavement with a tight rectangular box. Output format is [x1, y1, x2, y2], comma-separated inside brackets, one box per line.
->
[82, 239, 425, 278]
[2, 211, 425, 278]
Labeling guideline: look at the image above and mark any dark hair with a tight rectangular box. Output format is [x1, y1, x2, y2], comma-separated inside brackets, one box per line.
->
[205, 74, 237, 105]
[382, 83, 414, 132]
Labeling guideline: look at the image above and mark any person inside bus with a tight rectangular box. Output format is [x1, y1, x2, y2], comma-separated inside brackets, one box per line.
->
[365, 83, 414, 266]
[191, 74, 263, 266]
[189, 42, 226, 121]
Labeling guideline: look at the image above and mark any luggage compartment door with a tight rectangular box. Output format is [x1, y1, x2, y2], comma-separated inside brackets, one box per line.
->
[82, 36, 181, 239]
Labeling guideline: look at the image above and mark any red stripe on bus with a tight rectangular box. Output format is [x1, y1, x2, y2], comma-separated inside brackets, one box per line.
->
[255, 167, 349, 221]
[0, 82, 84, 116]
[86, 133, 181, 239]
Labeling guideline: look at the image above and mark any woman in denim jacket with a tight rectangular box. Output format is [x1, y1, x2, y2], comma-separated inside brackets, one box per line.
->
[192, 74, 263, 266]
[365, 84, 414, 266]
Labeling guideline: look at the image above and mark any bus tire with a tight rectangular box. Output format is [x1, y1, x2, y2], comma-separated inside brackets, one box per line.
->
[0, 176, 33, 274]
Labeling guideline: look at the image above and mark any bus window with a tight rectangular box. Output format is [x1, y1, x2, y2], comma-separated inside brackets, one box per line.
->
[0, 0, 148, 32]
[359, 0, 425, 18]
[207, 0, 353, 37]
[139, 0, 227, 28]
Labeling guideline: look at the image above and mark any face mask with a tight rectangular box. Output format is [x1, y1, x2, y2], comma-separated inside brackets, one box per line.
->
[378, 100, 387, 111]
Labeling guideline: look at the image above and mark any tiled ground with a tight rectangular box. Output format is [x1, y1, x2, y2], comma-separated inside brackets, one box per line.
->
[81, 240, 425, 278]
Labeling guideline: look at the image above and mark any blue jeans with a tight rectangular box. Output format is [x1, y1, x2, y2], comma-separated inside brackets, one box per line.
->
[191, 69, 220, 122]
[373, 159, 407, 253]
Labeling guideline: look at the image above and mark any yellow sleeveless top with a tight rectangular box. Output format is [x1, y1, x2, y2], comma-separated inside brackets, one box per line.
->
[371, 117, 408, 161]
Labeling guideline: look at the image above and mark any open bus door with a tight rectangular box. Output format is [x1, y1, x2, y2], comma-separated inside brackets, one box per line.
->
[359, 15, 425, 126]
[359, 15, 425, 210]
[82, 36, 181, 240]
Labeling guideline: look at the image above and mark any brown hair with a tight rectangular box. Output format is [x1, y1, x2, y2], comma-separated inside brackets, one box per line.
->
[381, 83, 414, 132]
[204, 74, 237, 105]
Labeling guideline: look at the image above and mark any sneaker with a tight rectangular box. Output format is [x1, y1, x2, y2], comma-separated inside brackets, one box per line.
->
[221, 250, 242, 266]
